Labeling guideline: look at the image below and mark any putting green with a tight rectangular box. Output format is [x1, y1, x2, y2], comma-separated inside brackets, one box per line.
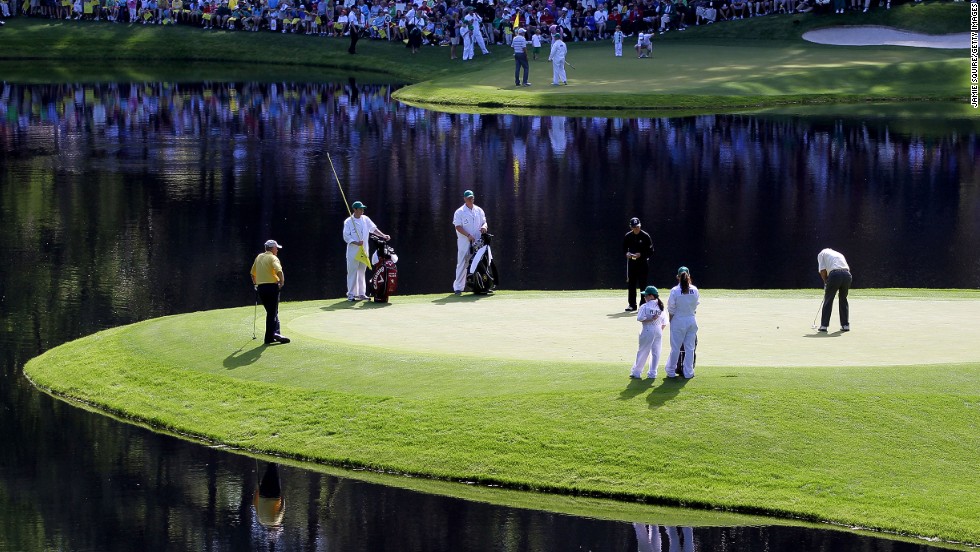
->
[291, 293, 980, 367]
[23, 289, 980, 547]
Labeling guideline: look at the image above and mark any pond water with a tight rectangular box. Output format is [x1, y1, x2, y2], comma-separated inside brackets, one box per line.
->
[1, 81, 976, 551]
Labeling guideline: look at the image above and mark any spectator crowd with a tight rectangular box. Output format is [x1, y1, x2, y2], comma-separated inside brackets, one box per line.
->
[1, 0, 899, 49]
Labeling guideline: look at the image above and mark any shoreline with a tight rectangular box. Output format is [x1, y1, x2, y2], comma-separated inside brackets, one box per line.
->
[23, 289, 980, 547]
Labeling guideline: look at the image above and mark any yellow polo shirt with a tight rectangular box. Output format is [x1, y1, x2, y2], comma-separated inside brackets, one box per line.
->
[250, 252, 283, 284]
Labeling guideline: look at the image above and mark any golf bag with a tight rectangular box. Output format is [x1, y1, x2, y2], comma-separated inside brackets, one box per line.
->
[675, 337, 698, 372]
[467, 233, 498, 294]
[369, 235, 398, 303]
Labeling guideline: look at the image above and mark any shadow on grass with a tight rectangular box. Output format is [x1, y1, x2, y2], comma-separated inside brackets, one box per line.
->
[618, 377, 656, 400]
[607, 311, 636, 318]
[320, 299, 393, 311]
[802, 330, 845, 338]
[647, 377, 690, 409]
[224, 341, 267, 369]
[431, 293, 495, 304]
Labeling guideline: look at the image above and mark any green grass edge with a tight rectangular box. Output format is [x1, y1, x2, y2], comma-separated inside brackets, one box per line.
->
[22, 289, 980, 548]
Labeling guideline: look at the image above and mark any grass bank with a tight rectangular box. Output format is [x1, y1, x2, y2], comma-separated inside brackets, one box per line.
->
[23, 289, 980, 547]
[0, 2, 971, 111]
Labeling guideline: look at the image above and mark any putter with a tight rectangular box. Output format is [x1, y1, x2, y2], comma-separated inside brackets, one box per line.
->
[811, 300, 822, 329]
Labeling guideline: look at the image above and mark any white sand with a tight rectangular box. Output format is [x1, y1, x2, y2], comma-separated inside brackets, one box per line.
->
[802, 25, 970, 48]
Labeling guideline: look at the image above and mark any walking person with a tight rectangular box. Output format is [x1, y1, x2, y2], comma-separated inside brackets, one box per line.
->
[343, 201, 390, 301]
[665, 266, 699, 379]
[452, 189, 488, 295]
[623, 217, 654, 311]
[630, 286, 667, 380]
[347, 8, 362, 53]
[250, 240, 290, 345]
[512, 27, 530, 86]
[817, 247, 852, 332]
[548, 32, 567, 85]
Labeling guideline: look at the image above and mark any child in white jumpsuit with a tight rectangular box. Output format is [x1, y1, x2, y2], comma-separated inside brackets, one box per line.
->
[666, 266, 700, 379]
[612, 25, 624, 56]
[630, 286, 666, 379]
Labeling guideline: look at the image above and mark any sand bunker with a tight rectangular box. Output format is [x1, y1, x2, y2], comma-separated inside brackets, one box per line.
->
[802, 26, 970, 48]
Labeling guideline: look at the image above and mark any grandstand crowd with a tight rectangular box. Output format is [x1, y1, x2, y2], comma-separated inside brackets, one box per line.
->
[0, 0, 903, 44]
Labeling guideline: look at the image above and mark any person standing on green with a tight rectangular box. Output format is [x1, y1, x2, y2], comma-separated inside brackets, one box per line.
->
[250, 239, 290, 345]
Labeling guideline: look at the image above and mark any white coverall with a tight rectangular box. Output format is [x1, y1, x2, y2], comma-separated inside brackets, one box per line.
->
[342, 214, 378, 299]
[630, 299, 666, 379]
[461, 17, 474, 60]
[452, 203, 487, 292]
[665, 284, 700, 378]
[549, 38, 567, 85]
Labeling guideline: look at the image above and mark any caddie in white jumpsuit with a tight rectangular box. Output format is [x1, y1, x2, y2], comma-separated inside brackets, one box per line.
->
[548, 33, 567, 85]
[470, 10, 490, 54]
[342, 200, 389, 301]
[452, 189, 488, 294]
[665, 266, 699, 379]
[630, 286, 667, 379]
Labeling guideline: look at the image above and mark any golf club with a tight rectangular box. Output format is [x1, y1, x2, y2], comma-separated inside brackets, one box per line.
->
[811, 299, 822, 329]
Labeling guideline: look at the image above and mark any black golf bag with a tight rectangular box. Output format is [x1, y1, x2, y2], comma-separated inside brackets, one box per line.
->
[369, 235, 398, 303]
[675, 337, 698, 373]
[466, 233, 498, 294]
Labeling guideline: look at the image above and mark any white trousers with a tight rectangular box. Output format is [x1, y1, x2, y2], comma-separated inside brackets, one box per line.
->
[462, 34, 474, 60]
[665, 315, 698, 378]
[552, 60, 566, 84]
[473, 29, 489, 53]
[346, 244, 368, 299]
[630, 324, 663, 378]
[454, 236, 471, 292]
[614, 43, 622, 56]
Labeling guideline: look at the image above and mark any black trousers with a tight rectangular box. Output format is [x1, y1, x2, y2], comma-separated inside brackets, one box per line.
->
[514, 52, 529, 85]
[821, 269, 852, 328]
[626, 259, 648, 309]
[257, 283, 281, 342]
[348, 27, 360, 54]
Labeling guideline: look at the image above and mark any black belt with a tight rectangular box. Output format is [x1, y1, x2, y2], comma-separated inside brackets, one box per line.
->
[830, 268, 850, 274]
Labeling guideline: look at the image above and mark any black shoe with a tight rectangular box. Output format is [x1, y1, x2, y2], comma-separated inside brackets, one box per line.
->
[273, 335, 291, 344]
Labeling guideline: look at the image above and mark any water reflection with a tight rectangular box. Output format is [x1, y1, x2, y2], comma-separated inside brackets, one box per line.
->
[1, 81, 976, 551]
[634, 524, 694, 552]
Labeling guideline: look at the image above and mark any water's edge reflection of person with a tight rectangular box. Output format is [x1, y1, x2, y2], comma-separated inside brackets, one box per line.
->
[254, 462, 286, 532]
[634, 523, 695, 552]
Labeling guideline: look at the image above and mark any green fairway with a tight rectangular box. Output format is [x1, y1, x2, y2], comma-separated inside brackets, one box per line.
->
[23, 289, 980, 546]
[0, 2, 971, 111]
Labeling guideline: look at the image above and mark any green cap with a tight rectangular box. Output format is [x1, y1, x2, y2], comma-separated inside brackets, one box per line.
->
[352, 201, 367, 210]
[463, 190, 474, 198]
[677, 266, 690, 275]
[643, 286, 658, 296]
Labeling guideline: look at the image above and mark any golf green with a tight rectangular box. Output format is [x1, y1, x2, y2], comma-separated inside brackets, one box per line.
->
[23, 289, 980, 546]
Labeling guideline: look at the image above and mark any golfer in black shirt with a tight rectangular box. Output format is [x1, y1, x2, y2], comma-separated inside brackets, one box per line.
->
[623, 217, 654, 312]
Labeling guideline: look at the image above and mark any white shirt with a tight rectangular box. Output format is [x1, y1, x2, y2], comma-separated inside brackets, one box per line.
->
[817, 248, 849, 273]
[667, 285, 699, 318]
[549, 39, 566, 62]
[637, 300, 665, 329]
[453, 204, 487, 239]
[531, 33, 542, 47]
[343, 214, 378, 245]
